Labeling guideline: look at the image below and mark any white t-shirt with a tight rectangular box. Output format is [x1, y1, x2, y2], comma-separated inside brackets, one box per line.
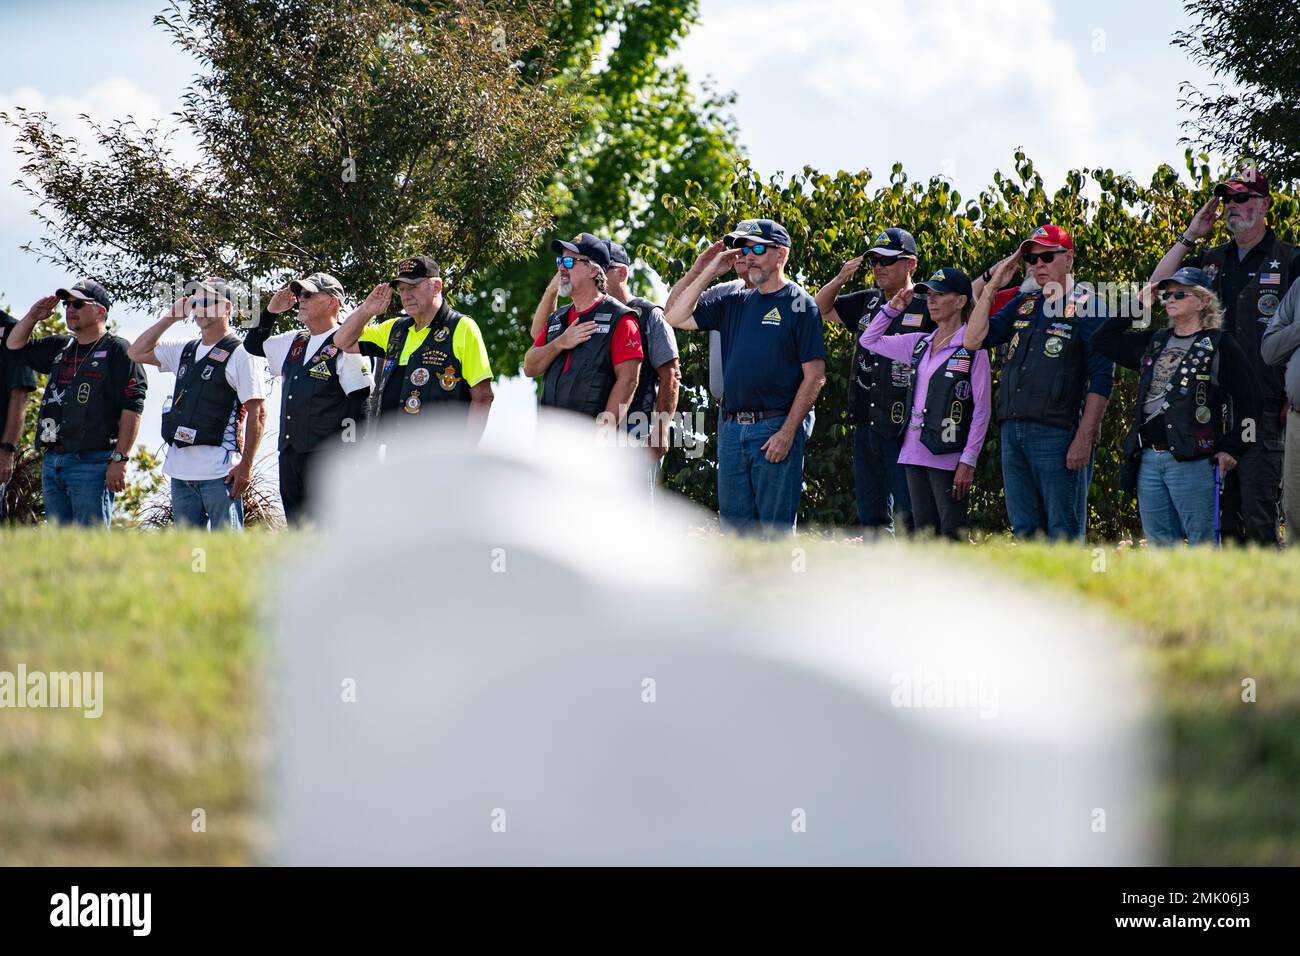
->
[262, 328, 373, 394]
[157, 339, 268, 481]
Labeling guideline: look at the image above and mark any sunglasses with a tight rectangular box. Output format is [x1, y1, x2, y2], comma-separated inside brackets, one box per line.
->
[192, 298, 224, 308]
[1022, 251, 1065, 265]
[65, 299, 91, 311]
[555, 255, 596, 270]
[1159, 290, 1193, 302]
[868, 255, 905, 267]
[294, 290, 315, 300]
[1222, 193, 1258, 206]
[737, 244, 769, 256]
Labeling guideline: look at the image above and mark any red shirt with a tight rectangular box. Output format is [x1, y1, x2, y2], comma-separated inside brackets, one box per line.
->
[533, 299, 643, 374]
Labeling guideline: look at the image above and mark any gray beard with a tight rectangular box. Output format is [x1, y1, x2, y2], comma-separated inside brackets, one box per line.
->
[1225, 211, 1259, 235]
[558, 278, 573, 298]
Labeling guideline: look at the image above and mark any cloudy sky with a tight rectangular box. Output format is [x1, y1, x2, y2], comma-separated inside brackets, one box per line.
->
[0, 0, 1224, 458]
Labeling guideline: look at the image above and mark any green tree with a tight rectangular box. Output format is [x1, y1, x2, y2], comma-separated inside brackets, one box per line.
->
[2, 0, 577, 313]
[1175, 0, 1300, 181]
[645, 152, 1300, 541]
[463, 0, 741, 373]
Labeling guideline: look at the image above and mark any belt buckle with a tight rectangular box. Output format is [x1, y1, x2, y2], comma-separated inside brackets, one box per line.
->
[735, 411, 756, 425]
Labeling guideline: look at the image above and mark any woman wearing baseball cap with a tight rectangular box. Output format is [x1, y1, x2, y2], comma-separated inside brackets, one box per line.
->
[857, 267, 991, 540]
[1093, 267, 1261, 545]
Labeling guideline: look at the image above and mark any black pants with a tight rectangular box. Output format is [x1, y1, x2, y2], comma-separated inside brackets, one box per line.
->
[278, 446, 314, 527]
[905, 465, 968, 541]
[1221, 407, 1284, 547]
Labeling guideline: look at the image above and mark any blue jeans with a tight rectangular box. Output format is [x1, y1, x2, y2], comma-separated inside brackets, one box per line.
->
[852, 425, 912, 535]
[42, 450, 113, 527]
[717, 411, 813, 538]
[1137, 449, 1217, 545]
[171, 477, 244, 531]
[1000, 420, 1091, 541]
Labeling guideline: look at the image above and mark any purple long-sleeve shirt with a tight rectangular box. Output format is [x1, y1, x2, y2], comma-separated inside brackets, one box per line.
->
[859, 303, 992, 471]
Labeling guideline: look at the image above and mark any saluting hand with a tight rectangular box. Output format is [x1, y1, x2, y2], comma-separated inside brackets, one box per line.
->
[887, 287, 915, 312]
[267, 286, 297, 314]
[690, 241, 727, 276]
[836, 255, 865, 282]
[556, 320, 598, 350]
[23, 295, 59, 323]
[709, 248, 743, 278]
[989, 251, 1022, 289]
[360, 283, 393, 318]
[1187, 196, 1221, 241]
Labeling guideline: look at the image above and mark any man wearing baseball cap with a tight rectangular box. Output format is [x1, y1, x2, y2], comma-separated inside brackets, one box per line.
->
[665, 240, 755, 406]
[523, 233, 644, 426]
[815, 227, 934, 538]
[967, 224, 1114, 541]
[665, 218, 827, 537]
[244, 273, 374, 525]
[335, 255, 495, 441]
[1149, 168, 1299, 546]
[5, 280, 148, 527]
[130, 278, 267, 530]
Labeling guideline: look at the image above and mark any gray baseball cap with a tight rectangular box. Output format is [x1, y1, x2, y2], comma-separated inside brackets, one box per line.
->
[291, 273, 345, 300]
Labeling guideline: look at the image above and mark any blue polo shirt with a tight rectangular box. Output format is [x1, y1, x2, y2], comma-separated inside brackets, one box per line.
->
[987, 288, 1115, 398]
[693, 281, 825, 412]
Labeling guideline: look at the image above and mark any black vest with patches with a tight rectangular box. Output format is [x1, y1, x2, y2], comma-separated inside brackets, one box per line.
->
[1135, 329, 1224, 461]
[995, 292, 1089, 430]
[541, 295, 633, 419]
[626, 296, 665, 421]
[848, 289, 935, 436]
[367, 308, 470, 423]
[1202, 236, 1294, 409]
[161, 334, 242, 447]
[38, 335, 124, 451]
[904, 336, 975, 456]
[279, 330, 352, 452]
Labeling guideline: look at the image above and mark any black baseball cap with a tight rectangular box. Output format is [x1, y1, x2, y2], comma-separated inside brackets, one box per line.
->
[55, 279, 112, 311]
[551, 233, 611, 271]
[722, 218, 791, 249]
[867, 227, 918, 258]
[1157, 266, 1214, 292]
[916, 267, 973, 299]
[389, 255, 442, 288]
[604, 240, 631, 267]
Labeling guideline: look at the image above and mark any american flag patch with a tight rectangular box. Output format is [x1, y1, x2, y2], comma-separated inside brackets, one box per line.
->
[946, 356, 971, 373]
[1260, 273, 1281, 285]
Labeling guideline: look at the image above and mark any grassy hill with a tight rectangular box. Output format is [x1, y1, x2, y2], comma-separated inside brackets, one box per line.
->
[1, 528, 1296, 864]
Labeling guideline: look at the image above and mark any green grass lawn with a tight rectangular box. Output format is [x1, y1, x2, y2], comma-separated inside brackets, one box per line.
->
[1, 528, 1297, 864]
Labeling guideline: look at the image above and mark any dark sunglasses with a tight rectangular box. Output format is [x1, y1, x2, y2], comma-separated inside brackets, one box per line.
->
[1022, 251, 1065, 265]
[192, 298, 224, 308]
[65, 299, 91, 310]
[737, 244, 769, 256]
[294, 290, 315, 300]
[1222, 193, 1257, 205]
[868, 255, 904, 267]
[1159, 289, 1192, 301]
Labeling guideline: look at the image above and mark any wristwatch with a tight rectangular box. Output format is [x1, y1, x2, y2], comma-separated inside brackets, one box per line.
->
[109, 451, 128, 463]
[1177, 232, 1197, 248]
[0, 441, 15, 454]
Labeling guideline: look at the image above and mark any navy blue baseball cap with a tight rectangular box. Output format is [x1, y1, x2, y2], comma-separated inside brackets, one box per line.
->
[603, 240, 631, 267]
[1157, 266, 1213, 292]
[551, 233, 611, 271]
[56, 279, 112, 311]
[723, 218, 791, 249]
[916, 267, 973, 299]
[867, 227, 918, 258]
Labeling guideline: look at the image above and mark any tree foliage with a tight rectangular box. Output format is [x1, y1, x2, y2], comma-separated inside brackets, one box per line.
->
[2, 0, 577, 311]
[644, 152, 1300, 541]
[1175, 0, 1300, 182]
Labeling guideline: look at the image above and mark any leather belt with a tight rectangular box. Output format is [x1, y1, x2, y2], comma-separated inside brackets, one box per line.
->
[723, 408, 788, 424]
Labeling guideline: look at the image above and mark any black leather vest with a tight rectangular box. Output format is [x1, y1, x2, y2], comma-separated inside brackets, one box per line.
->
[996, 291, 1089, 430]
[540, 295, 634, 419]
[904, 335, 976, 456]
[1135, 328, 1223, 461]
[279, 330, 352, 452]
[848, 289, 934, 436]
[37, 335, 125, 451]
[368, 309, 470, 423]
[161, 334, 242, 447]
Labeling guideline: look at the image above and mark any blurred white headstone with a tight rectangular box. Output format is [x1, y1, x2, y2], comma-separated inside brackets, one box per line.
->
[271, 409, 1157, 864]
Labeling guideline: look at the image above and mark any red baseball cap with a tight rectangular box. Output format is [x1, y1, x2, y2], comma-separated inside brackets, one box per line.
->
[1214, 169, 1269, 199]
[1018, 224, 1074, 255]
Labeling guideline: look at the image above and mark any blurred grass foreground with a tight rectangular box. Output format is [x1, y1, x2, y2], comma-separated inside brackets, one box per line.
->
[0, 528, 1297, 864]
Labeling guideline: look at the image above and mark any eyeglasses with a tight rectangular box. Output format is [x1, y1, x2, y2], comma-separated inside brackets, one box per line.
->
[555, 255, 594, 270]
[737, 244, 769, 257]
[295, 291, 315, 301]
[868, 255, 905, 267]
[1159, 290, 1192, 301]
[65, 300, 90, 310]
[1022, 251, 1065, 265]
[1222, 193, 1257, 205]
[192, 298, 223, 308]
